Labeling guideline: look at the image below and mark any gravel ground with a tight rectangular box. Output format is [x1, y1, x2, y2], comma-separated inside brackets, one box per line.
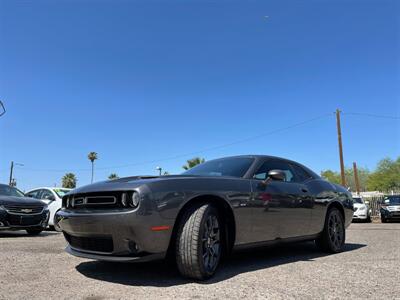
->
[0, 223, 399, 300]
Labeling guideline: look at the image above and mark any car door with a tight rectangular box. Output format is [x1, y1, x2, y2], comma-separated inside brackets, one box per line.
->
[250, 159, 313, 242]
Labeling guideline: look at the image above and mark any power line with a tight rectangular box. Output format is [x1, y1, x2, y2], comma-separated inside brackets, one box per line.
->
[342, 112, 400, 120]
[11, 112, 334, 173]
[5, 110, 398, 174]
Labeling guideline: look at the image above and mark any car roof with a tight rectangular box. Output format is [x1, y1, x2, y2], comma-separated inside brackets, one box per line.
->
[196, 155, 321, 178]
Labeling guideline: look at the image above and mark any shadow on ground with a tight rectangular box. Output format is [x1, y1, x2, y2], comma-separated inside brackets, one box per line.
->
[0, 230, 59, 238]
[76, 242, 366, 287]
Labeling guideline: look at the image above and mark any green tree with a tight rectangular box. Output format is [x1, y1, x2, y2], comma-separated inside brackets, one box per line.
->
[367, 157, 400, 192]
[321, 167, 370, 191]
[108, 173, 119, 180]
[62, 173, 77, 188]
[182, 157, 205, 170]
[320, 170, 341, 185]
[88, 152, 98, 183]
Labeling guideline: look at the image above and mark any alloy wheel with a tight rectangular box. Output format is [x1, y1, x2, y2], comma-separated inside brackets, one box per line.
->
[202, 214, 221, 272]
[328, 211, 344, 250]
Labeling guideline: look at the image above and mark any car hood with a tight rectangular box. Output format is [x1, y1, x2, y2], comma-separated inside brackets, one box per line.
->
[69, 175, 201, 194]
[0, 195, 45, 206]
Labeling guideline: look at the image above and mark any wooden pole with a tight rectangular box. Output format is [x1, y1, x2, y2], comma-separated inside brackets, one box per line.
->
[9, 161, 13, 186]
[336, 109, 346, 187]
[353, 162, 360, 195]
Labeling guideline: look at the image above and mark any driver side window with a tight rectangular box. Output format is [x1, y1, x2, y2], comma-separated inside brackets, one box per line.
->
[41, 189, 55, 201]
[26, 190, 41, 199]
[253, 160, 295, 182]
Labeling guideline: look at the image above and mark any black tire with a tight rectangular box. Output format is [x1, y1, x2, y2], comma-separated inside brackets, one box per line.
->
[315, 207, 345, 253]
[366, 215, 372, 223]
[26, 229, 43, 236]
[175, 203, 223, 280]
[381, 216, 387, 223]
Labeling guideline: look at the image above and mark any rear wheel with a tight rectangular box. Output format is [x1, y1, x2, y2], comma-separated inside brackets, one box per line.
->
[315, 207, 345, 253]
[175, 203, 222, 280]
[26, 228, 43, 236]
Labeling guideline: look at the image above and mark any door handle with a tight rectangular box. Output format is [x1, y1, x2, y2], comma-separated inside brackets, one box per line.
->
[301, 188, 308, 193]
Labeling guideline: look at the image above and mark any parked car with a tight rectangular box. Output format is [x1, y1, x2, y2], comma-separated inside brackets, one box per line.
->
[0, 183, 49, 235]
[380, 195, 400, 223]
[56, 155, 354, 280]
[26, 187, 71, 231]
[352, 196, 371, 222]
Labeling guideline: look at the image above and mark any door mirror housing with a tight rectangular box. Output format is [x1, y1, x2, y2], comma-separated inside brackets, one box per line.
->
[268, 169, 286, 181]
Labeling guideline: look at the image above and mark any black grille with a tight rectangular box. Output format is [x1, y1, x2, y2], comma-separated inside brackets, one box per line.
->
[86, 196, 116, 204]
[7, 214, 44, 226]
[64, 233, 114, 253]
[63, 192, 123, 209]
[4, 204, 44, 215]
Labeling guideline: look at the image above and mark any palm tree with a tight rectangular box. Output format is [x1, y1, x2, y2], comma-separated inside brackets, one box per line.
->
[108, 173, 119, 180]
[62, 173, 77, 188]
[182, 157, 205, 170]
[88, 152, 98, 183]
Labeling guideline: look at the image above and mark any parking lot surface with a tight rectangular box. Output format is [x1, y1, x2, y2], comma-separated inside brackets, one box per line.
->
[0, 223, 399, 300]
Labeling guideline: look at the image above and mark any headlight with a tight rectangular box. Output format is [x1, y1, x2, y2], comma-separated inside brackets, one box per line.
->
[129, 192, 140, 208]
[359, 206, 366, 211]
[0, 205, 5, 211]
[121, 193, 128, 207]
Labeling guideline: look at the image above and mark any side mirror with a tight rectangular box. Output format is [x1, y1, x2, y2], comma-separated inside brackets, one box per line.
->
[268, 169, 286, 181]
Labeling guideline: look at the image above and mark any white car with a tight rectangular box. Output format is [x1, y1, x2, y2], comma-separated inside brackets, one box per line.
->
[25, 187, 71, 231]
[352, 196, 372, 222]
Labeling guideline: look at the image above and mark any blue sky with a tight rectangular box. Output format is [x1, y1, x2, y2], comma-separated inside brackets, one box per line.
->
[0, 0, 399, 190]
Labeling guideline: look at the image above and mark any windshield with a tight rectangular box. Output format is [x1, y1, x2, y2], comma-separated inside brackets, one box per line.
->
[182, 157, 254, 178]
[53, 188, 71, 198]
[353, 197, 363, 204]
[0, 185, 25, 197]
[383, 196, 400, 205]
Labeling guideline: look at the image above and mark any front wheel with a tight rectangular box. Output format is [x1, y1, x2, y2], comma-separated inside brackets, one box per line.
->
[26, 228, 43, 236]
[315, 207, 345, 253]
[175, 203, 223, 280]
[381, 217, 387, 223]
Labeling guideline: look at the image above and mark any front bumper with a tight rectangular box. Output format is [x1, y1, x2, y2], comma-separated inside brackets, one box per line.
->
[56, 208, 174, 261]
[353, 210, 368, 220]
[381, 209, 400, 220]
[0, 209, 49, 230]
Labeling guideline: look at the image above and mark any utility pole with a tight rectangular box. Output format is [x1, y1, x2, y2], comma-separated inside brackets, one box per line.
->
[353, 162, 360, 195]
[9, 161, 24, 186]
[9, 161, 14, 186]
[336, 109, 346, 187]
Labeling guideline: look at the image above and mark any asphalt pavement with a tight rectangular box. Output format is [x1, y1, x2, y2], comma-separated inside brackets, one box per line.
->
[0, 223, 399, 299]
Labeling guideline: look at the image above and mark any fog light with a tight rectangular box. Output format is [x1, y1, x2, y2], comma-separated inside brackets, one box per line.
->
[128, 240, 139, 254]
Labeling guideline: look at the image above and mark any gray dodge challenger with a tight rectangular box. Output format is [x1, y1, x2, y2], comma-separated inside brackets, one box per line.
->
[56, 155, 354, 280]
